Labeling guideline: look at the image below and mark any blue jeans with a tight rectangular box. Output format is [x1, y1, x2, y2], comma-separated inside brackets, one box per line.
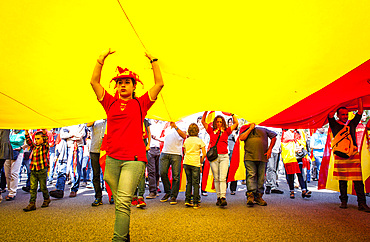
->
[48, 146, 56, 181]
[286, 163, 307, 191]
[314, 155, 322, 179]
[55, 146, 82, 192]
[184, 164, 200, 204]
[81, 156, 91, 182]
[159, 153, 182, 198]
[244, 160, 267, 194]
[104, 156, 145, 241]
[68, 147, 83, 192]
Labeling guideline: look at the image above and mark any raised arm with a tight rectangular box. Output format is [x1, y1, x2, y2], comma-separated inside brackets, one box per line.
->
[239, 123, 255, 141]
[230, 114, 239, 131]
[170, 122, 187, 139]
[201, 111, 208, 130]
[146, 53, 164, 101]
[90, 49, 115, 100]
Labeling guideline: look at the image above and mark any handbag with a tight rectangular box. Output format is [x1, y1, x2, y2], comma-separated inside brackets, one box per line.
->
[295, 148, 308, 159]
[206, 132, 221, 162]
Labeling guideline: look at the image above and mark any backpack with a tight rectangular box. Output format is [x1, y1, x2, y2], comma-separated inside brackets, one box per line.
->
[331, 125, 355, 158]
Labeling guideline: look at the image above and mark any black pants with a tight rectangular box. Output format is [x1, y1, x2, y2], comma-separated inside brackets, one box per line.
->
[286, 163, 307, 191]
[0, 159, 5, 190]
[90, 152, 102, 199]
[339, 180, 366, 204]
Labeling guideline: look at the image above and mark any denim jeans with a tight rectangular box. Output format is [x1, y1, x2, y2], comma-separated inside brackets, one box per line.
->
[68, 146, 83, 192]
[184, 164, 200, 204]
[313, 155, 322, 179]
[265, 152, 280, 189]
[104, 156, 145, 241]
[147, 147, 160, 193]
[55, 146, 82, 192]
[244, 160, 267, 194]
[159, 153, 182, 198]
[286, 163, 307, 191]
[91, 152, 102, 199]
[81, 156, 91, 182]
[48, 146, 56, 181]
[209, 154, 229, 198]
[30, 168, 49, 203]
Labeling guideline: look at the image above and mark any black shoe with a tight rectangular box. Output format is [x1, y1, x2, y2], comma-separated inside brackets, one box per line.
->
[49, 190, 64, 199]
[160, 193, 171, 202]
[220, 197, 227, 207]
[271, 189, 284, 194]
[92, 198, 103, 206]
[216, 197, 221, 206]
[22, 186, 30, 193]
[109, 195, 114, 204]
[265, 186, 271, 194]
[358, 203, 370, 212]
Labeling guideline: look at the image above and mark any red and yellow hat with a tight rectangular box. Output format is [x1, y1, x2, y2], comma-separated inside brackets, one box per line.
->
[110, 66, 144, 88]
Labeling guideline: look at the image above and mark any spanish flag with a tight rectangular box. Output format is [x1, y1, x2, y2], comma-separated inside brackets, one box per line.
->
[227, 126, 247, 183]
[99, 135, 113, 199]
[201, 111, 216, 192]
[318, 127, 370, 194]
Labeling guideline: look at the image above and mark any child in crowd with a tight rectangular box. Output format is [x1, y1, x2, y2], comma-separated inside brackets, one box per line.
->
[183, 123, 206, 209]
[23, 129, 50, 212]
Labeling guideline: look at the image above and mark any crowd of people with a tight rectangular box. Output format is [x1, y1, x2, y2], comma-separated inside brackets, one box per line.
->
[1, 50, 369, 241]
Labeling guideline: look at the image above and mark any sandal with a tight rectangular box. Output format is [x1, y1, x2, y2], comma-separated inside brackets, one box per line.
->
[302, 190, 312, 198]
[290, 191, 295, 199]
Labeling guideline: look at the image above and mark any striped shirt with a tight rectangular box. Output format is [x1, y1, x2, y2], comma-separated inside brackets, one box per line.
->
[25, 133, 49, 171]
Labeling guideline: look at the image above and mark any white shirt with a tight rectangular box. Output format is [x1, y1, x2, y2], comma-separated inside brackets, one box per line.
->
[60, 124, 86, 148]
[149, 120, 164, 148]
[162, 124, 186, 155]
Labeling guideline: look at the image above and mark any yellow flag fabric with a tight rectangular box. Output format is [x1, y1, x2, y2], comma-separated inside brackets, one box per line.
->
[1, 1, 370, 129]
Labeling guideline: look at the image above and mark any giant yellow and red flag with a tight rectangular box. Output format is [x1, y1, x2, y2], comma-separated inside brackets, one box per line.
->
[2, 1, 370, 129]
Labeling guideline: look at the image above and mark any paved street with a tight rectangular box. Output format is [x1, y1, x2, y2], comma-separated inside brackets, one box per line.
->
[1, 176, 369, 241]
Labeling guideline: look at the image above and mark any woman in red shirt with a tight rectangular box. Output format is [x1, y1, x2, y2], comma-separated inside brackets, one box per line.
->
[202, 111, 238, 206]
[90, 49, 163, 241]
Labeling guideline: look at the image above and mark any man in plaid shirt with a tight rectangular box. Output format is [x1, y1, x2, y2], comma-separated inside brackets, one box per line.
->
[23, 129, 51, 212]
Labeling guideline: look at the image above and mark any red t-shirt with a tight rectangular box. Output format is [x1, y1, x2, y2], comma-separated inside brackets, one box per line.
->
[206, 123, 231, 154]
[99, 90, 155, 162]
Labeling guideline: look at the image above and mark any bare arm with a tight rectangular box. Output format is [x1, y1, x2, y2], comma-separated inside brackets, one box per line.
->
[146, 125, 151, 151]
[146, 53, 164, 101]
[170, 122, 187, 139]
[230, 114, 239, 131]
[201, 146, 206, 162]
[201, 111, 208, 130]
[265, 137, 276, 159]
[239, 123, 255, 141]
[90, 49, 115, 100]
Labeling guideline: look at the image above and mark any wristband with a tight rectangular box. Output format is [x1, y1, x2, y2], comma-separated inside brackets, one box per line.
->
[97, 59, 104, 65]
[150, 58, 158, 64]
[175, 127, 179, 131]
